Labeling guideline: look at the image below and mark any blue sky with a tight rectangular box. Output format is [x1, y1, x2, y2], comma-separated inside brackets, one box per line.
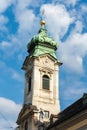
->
[0, 0, 87, 129]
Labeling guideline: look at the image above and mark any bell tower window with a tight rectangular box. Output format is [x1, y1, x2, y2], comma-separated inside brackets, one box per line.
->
[42, 75, 50, 90]
[28, 77, 31, 93]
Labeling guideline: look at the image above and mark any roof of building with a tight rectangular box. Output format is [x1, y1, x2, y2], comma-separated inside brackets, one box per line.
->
[27, 26, 58, 51]
[27, 20, 58, 60]
[47, 93, 87, 130]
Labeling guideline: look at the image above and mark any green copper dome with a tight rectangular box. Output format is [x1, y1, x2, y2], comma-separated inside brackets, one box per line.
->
[27, 25, 58, 59]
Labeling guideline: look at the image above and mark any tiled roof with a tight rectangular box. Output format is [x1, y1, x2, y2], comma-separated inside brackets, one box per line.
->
[47, 93, 87, 129]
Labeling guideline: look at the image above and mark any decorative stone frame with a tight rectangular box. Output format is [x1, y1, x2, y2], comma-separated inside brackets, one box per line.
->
[42, 75, 50, 90]
[39, 68, 53, 92]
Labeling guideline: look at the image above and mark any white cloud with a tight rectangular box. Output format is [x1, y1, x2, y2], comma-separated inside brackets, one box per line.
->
[41, 4, 74, 41]
[12, 71, 23, 82]
[40, 4, 87, 74]
[17, 10, 37, 33]
[1, 41, 11, 48]
[0, 97, 22, 130]
[14, 0, 39, 34]
[0, 15, 8, 31]
[40, 4, 87, 73]
[59, 30, 87, 73]
[0, 0, 40, 58]
[15, 0, 31, 10]
[62, 80, 87, 100]
[65, 0, 79, 6]
[0, 0, 41, 58]
[0, 61, 23, 82]
[80, 4, 87, 13]
[0, 35, 25, 59]
[0, 15, 8, 24]
[0, 0, 14, 13]
[0, 0, 14, 32]
[66, 88, 86, 98]
[0, 1, 86, 75]
[60, 72, 87, 107]
[74, 21, 83, 33]
[52, 0, 79, 6]
[15, 0, 43, 10]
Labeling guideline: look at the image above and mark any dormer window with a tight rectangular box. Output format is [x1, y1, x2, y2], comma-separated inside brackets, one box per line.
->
[42, 75, 50, 90]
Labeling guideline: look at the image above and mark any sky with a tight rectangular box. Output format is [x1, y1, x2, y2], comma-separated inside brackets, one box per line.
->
[0, 0, 87, 129]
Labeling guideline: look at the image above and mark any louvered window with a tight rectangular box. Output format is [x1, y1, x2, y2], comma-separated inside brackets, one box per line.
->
[42, 75, 50, 90]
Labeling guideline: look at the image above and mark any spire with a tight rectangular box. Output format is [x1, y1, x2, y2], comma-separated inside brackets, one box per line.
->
[27, 9, 58, 60]
[40, 9, 45, 27]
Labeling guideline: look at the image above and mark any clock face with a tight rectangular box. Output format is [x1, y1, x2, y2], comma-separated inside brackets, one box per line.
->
[42, 57, 54, 69]
[42, 57, 50, 66]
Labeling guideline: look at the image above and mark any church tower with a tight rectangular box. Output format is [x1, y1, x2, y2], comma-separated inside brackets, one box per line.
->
[17, 19, 62, 130]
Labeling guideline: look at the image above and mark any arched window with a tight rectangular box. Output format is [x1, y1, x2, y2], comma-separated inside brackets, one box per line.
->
[25, 121, 28, 130]
[28, 77, 31, 93]
[42, 75, 50, 90]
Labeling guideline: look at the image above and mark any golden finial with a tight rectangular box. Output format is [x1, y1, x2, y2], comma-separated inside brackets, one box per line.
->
[40, 9, 45, 27]
[40, 20, 45, 26]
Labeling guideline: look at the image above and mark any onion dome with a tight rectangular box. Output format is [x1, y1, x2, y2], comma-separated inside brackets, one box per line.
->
[27, 20, 58, 59]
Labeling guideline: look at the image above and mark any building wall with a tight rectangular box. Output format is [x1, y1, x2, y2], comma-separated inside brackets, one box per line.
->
[18, 54, 61, 130]
[48, 109, 87, 130]
[32, 55, 60, 115]
[24, 55, 60, 117]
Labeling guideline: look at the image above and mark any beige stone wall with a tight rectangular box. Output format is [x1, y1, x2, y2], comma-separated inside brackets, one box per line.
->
[24, 55, 60, 116]
[22, 54, 61, 130]
[32, 55, 60, 116]
[24, 58, 34, 104]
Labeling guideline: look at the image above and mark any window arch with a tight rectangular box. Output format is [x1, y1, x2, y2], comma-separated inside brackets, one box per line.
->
[42, 75, 50, 90]
[28, 76, 31, 93]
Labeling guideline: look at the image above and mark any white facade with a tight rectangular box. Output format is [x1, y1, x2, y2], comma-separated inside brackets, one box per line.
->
[24, 54, 61, 119]
[17, 54, 62, 130]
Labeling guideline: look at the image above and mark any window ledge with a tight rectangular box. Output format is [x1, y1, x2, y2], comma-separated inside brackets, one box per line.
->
[40, 89, 52, 93]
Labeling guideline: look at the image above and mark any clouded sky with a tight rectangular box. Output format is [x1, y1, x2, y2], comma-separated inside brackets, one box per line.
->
[0, 0, 87, 129]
